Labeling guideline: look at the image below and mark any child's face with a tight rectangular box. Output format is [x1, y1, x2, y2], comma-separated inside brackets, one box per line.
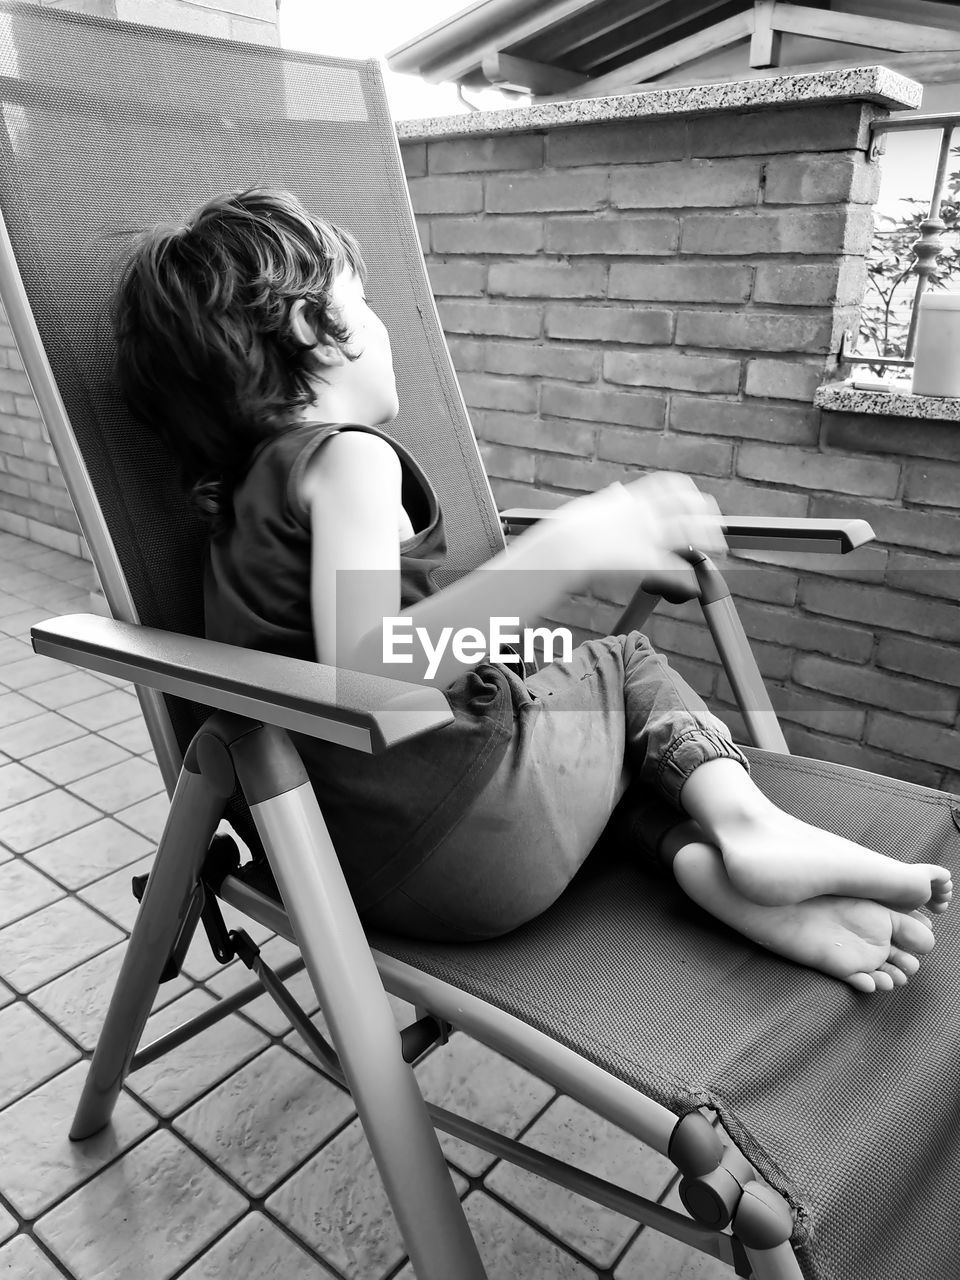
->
[326, 267, 399, 425]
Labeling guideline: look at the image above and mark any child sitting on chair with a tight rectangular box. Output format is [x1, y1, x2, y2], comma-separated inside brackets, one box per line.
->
[114, 187, 951, 994]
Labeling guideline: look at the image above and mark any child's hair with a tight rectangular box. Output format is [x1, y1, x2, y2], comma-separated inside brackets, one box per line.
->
[113, 187, 365, 530]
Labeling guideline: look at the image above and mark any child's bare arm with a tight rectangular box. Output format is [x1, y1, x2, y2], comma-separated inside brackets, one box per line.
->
[302, 431, 723, 685]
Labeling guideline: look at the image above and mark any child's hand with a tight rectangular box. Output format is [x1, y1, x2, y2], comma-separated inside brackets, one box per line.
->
[558, 472, 725, 575]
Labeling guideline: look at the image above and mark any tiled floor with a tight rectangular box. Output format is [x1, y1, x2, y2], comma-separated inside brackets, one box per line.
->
[0, 530, 729, 1280]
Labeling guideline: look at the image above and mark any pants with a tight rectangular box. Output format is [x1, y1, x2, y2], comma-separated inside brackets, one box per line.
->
[362, 632, 748, 942]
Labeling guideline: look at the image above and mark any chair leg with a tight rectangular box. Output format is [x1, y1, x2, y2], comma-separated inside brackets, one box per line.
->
[230, 723, 488, 1280]
[69, 721, 233, 1140]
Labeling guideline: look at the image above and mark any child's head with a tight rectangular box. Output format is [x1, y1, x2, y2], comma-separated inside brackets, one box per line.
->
[114, 187, 369, 523]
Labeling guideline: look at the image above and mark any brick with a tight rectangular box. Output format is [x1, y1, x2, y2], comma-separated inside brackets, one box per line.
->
[5, 456, 46, 483]
[458, 373, 538, 414]
[540, 383, 665, 429]
[886, 550, 960, 601]
[609, 262, 752, 304]
[753, 258, 866, 307]
[535, 455, 632, 492]
[689, 104, 873, 157]
[446, 337, 486, 372]
[793, 654, 956, 722]
[800, 577, 960, 643]
[866, 711, 960, 770]
[604, 349, 740, 394]
[735, 599, 874, 663]
[737, 443, 900, 498]
[784, 727, 945, 789]
[547, 120, 688, 167]
[437, 300, 541, 338]
[407, 177, 483, 215]
[427, 260, 486, 297]
[676, 309, 833, 354]
[0, 431, 24, 457]
[400, 142, 426, 178]
[545, 215, 679, 256]
[745, 358, 825, 401]
[809, 494, 960, 555]
[645, 615, 720, 664]
[431, 217, 542, 256]
[877, 635, 960, 688]
[698, 476, 810, 518]
[763, 153, 880, 205]
[415, 217, 429, 254]
[484, 341, 598, 383]
[823, 413, 960, 463]
[904, 459, 960, 508]
[763, 683, 867, 739]
[22, 439, 59, 467]
[13, 396, 41, 420]
[489, 261, 606, 298]
[545, 304, 672, 345]
[427, 134, 544, 174]
[721, 564, 799, 607]
[478, 442, 536, 483]
[486, 171, 607, 212]
[715, 636, 793, 685]
[611, 158, 761, 208]
[474, 411, 596, 457]
[597, 428, 733, 476]
[730, 542, 888, 585]
[681, 207, 873, 256]
[0, 471, 28, 499]
[670, 397, 819, 445]
[0, 367, 32, 395]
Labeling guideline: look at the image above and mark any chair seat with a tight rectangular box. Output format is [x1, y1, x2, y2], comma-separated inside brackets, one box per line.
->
[360, 749, 960, 1280]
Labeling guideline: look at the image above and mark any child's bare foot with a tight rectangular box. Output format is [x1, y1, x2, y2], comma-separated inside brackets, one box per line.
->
[669, 837, 936, 993]
[679, 759, 952, 914]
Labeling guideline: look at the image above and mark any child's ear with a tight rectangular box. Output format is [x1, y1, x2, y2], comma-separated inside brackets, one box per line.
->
[288, 298, 343, 366]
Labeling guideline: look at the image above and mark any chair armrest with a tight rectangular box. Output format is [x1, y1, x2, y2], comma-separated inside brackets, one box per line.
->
[31, 614, 453, 755]
[499, 509, 875, 554]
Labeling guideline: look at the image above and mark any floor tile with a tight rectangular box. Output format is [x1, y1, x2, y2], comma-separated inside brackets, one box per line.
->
[0, 978, 12, 1009]
[97, 718, 154, 753]
[0, 653, 70, 689]
[0, 761, 53, 810]
[0, 1234, 66, 1280]
[0, 608, 57, 639]
[0, 1003, 80, 1109]
[0, 637, 31, 666]
[66, 758, 162, 813]
[59, 690, 141, 731]
[614, 1182, 730, 1280]
[26, 672, 112, 711]
[266, 1118, 411, 1280]
[0, 591, 30, 618]
[0, 1062, 157, 1220]
[0, 1204, 14, 1245]
[30, 943, 192, 1053]
[395, 1191, 597, 1280]
[0, 860, 65, 928]
[0, 897, 124, 994]
[0, 711, 86, 758]
[113, 792, 169, 842]
[77, 854, 154, 932]
[0, 691, 41, 729]
[179, 1213, 331, 1279]
[415, 1036, 555, 1177]
[174, 1044, 354, 1197]
[25, 736, 130, 786]
[35, 1129, 246, 1280]
[26, 818, 154, 891]
[227, 961, 318, 1036]
[484, 1094, 677, 1268]
[0, 789, 98, 854]
[180, 904, 277, 982]
[123, 989, 269, 1117]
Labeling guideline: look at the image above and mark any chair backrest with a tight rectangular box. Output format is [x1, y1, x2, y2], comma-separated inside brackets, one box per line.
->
[0, 0, 506, 789]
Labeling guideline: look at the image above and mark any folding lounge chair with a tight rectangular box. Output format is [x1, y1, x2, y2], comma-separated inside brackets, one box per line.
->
[1, 4, 958, 1278]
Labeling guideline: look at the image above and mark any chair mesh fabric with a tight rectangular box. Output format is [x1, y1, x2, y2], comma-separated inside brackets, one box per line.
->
[0, 0, 505, 799]
[372, 748, 960, 1280]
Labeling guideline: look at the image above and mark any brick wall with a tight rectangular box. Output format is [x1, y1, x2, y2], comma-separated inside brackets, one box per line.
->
[402, 104, 960, 792]
[0, 0, 279, 559]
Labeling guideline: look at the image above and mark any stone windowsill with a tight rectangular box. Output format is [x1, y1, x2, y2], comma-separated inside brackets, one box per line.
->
[396, 65, 921, 142]
[815, 381, 960, 421]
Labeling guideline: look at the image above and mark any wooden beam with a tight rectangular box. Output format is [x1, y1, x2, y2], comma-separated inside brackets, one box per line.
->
[771, 2, 960, 53]
[564, 10, 755, 99]
[480, 51, 586, 94]
[751, 0, 782, 68]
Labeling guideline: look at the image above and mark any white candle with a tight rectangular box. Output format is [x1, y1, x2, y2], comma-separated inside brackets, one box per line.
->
[911, 290, 960, 397]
